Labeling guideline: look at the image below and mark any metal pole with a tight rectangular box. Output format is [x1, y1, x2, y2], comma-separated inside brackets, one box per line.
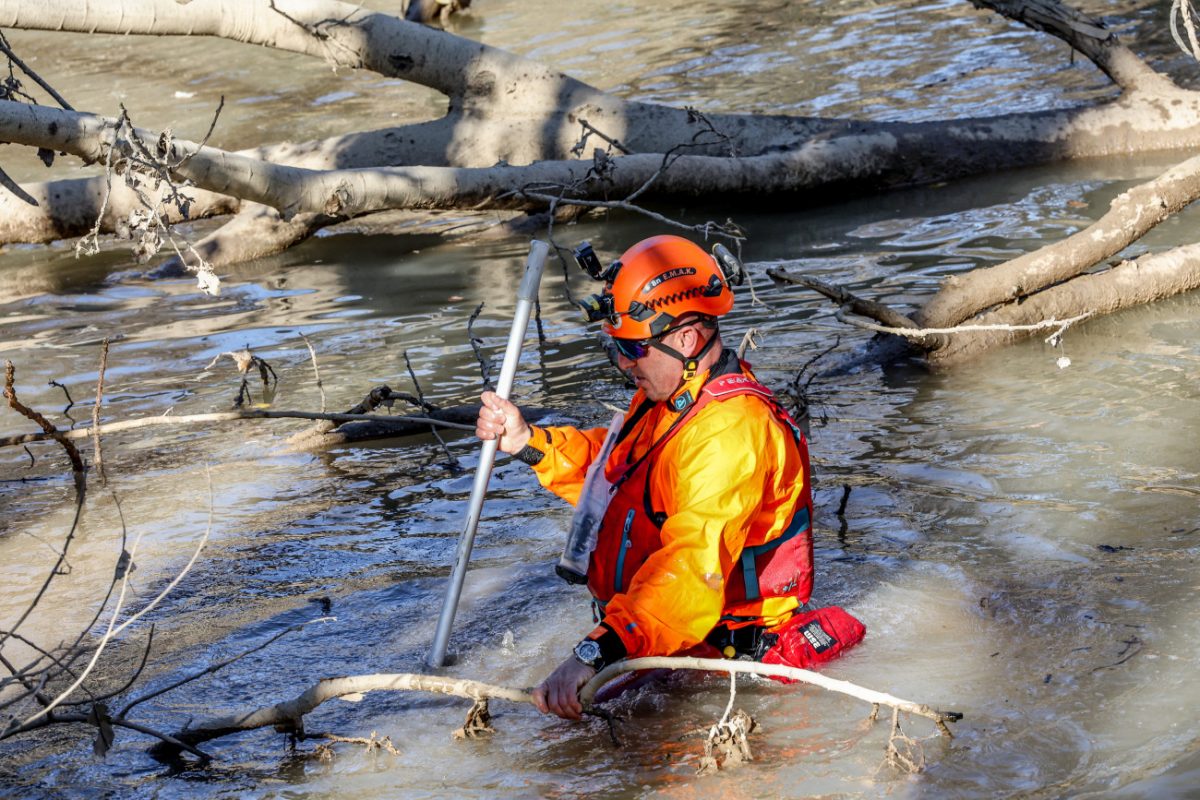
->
[427, 239, 549, 668]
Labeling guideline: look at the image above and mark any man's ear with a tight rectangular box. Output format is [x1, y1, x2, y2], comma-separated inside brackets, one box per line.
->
[675, 324, 699, 352]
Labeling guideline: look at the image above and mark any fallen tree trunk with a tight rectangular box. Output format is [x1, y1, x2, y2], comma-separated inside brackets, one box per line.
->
[925, 243, 1200, 367]
[3, 0, 1200, 269]
[8, 85, 1200, 219]
[820, 149, 1200, 368]
[753, 0, 1200, 368]
[0, 177, 238, 244]
[3, 0, 1199, 372]
[915, 151, 1200, 330]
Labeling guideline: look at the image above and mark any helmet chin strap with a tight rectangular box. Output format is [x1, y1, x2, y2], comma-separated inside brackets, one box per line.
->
[650, 327, 720, 388]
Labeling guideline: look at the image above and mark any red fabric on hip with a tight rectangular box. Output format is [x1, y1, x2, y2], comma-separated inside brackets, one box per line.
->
[760, 606, 865, 682]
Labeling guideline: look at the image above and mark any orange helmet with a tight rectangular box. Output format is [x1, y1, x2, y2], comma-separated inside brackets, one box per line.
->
[575, 235, 740, 340]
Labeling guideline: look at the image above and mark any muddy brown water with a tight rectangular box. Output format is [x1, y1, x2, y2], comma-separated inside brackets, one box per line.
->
[1, 1, 1199, 797]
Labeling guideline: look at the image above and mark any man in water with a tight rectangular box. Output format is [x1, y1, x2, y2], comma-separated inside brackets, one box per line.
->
[476, 235, 815, 719]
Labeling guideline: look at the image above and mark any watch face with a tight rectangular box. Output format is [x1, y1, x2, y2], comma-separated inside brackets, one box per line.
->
[574, 639, 601, 666]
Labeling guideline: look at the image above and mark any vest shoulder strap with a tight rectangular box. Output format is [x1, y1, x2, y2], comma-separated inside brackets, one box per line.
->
[658, 373, 782, 458]
[639, 372, 793, 530]
[699, 374, 774, 403]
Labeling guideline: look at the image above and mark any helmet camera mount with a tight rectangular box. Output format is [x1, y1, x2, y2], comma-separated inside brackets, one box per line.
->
[572, 241, 623, 283]
[573, 240, 621, 323]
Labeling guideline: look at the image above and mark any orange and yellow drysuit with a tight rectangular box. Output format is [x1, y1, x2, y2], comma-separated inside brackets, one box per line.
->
[523, 349, 814, 663]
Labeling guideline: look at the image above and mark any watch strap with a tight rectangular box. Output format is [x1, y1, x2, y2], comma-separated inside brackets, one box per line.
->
[575, 623, 627, 671]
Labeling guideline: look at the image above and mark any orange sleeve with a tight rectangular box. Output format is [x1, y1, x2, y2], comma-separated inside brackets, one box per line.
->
[525, 424, 608, 506]
[600, 398, 781, 657]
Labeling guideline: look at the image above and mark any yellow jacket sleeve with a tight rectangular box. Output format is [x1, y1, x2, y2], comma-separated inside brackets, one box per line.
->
[601, 397, 776, 657]
[526, 424, 609, 506]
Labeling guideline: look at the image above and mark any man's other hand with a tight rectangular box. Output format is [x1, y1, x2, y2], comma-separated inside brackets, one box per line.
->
[532, 656, 596, 720]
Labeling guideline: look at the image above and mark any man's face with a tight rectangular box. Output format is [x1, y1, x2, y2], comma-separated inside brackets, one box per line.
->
[613, 327, 692, 402]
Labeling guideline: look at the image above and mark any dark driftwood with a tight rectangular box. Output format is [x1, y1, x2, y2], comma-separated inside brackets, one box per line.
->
[284, 404, 554, 450]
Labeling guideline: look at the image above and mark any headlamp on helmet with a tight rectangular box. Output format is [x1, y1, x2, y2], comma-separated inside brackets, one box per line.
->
[577, 291, 616, 324]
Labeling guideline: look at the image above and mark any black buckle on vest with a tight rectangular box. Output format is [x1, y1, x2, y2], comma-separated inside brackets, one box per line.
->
[706, 624, 774, 660]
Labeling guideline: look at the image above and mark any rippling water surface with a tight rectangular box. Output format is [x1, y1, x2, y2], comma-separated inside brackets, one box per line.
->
[2, 1, 1199, 797]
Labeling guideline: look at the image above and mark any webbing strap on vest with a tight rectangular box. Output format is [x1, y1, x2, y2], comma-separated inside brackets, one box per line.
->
[638, 370, 793, 532]
[629, 362, 811, 606]
[738, 505, 810, 602]
[613, 348, 746, 494]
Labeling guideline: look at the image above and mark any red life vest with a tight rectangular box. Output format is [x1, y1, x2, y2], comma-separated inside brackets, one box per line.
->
[586, 372, 814, 622]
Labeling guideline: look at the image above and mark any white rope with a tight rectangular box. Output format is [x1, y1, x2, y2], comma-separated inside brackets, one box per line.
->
[836, 311, 1092, 345]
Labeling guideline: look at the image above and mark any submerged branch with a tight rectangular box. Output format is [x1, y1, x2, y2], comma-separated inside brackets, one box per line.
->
[120, 618, 334, 719]
[47, 711, 211, 761]
[162, 657, 959, 757]
[162, 673, 534, 752]
[581, 657, 962, 730]
[766, 268, 927, 339]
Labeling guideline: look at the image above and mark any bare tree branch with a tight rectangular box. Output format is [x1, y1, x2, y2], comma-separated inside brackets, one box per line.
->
[4, 360, 86, 486]
[13, 469, 213, 731]
[0, 29, 73, 110]
[59, 627, 155, 708]
[91, 339, 110, 483]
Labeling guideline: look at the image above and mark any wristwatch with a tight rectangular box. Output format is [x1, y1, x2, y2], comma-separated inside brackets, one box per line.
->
[572, 638, 604, 671]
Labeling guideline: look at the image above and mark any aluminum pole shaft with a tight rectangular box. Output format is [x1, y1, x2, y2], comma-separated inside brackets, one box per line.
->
[427, 240, 549, 668]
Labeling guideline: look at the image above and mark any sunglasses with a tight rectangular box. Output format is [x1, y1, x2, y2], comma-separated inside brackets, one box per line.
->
[612, 336, 656, 360]
[611, 319, 709, 361]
